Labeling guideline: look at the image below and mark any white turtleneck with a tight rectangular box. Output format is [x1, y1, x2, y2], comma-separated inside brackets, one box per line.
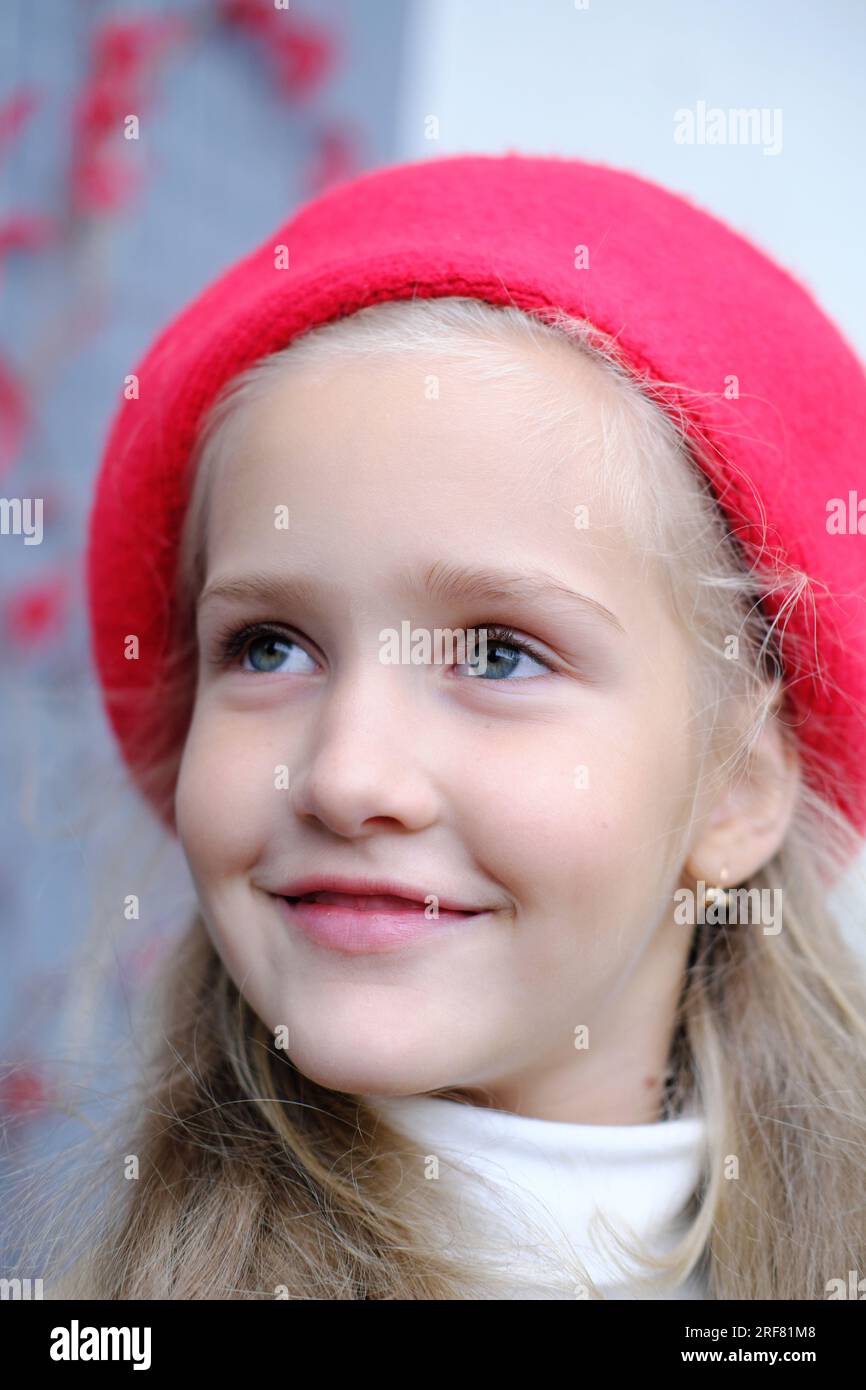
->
[366, 1092, 709, 1300]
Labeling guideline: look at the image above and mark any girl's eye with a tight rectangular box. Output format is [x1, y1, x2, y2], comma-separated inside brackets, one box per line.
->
[207, 621, 554, 681]
[209, 622, 318, 675]
[455, 625, 554, 681]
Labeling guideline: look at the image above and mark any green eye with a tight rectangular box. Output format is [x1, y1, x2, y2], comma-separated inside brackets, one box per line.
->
[457, 625, 554, 680]
[210, 622, 317, 675]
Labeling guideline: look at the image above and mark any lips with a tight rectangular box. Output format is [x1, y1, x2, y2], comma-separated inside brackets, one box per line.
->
[286, 891, 471, 914]
[274, 875, 486, 914]
[276, 886, 489, 955]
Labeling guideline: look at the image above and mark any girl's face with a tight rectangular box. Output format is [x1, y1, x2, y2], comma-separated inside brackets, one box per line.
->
[175, 338, 704, 1123]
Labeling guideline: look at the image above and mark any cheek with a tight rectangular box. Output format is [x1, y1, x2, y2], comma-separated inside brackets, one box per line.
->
[174, 707, 272, 875]
[468, 704, 693, 895]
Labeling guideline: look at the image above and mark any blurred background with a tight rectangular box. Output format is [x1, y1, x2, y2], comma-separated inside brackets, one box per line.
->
[1, 0, 864, 1228]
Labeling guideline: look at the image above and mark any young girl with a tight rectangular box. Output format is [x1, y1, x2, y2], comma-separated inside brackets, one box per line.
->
[31, 154, 866, 1298]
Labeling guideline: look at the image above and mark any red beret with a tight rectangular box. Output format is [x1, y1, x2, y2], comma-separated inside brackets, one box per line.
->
[86, 153, 866, 843]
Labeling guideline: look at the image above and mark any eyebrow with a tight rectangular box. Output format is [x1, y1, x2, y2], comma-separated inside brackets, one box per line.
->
[197, 560, 626, 635]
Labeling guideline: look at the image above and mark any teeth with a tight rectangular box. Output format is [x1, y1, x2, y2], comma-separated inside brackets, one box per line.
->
[299, 892, 424, 910]
[284, 891, 480, 913]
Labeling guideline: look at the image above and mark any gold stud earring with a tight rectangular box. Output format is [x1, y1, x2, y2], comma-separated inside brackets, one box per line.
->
[703, 864, 733, 913]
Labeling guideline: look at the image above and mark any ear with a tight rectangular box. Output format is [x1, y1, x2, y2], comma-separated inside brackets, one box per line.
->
[684, 716, 800, 886]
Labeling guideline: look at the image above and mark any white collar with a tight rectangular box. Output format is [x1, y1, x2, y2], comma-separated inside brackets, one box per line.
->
[366, 1092, 708, 1299]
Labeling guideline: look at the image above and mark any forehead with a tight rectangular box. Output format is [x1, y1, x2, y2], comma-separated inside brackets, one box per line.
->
[204, 341, 633, 565]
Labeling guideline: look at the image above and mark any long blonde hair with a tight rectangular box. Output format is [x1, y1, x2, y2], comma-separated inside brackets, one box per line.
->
[7, 296, 866, 1299]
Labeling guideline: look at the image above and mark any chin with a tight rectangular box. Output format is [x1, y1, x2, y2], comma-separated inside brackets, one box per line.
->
[282, 1050, 454, 1099]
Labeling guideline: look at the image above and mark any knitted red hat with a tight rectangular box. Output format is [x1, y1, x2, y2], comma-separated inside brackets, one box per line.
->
[87, 152, 866, 845]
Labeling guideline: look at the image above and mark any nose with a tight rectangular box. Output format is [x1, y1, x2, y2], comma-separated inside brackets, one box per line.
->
[288, 666, 441, 838]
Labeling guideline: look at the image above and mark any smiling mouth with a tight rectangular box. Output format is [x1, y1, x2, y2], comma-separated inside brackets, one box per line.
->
[283, 891, 479, 915]
[276, 890, 488, 954]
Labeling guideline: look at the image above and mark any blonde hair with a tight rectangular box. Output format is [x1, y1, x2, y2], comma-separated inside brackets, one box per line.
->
[7, 296, 866, 1299]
